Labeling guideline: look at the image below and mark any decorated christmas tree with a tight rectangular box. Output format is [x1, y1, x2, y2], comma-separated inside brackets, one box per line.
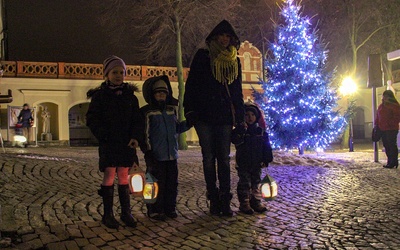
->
[254, 0, 348, 152]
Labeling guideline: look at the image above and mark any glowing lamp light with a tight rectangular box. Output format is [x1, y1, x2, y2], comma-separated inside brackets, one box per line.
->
[339, 77, 357, 96]
[12, 135, 27, 148]
[128, 164, 145, 197]
[143, 173, 158, 204]
[260, 174, 278, 201]
[340, 76, 357, 152]
[316, 147, 324, 155]
[14, 135, 27, 143]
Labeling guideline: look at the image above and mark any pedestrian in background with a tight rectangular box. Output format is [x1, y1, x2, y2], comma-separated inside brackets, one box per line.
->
[17, 103, 34, 147]
[183, 20, 245, 216]
[86, 55, 143, 229]
[140, 75, 190, 221]
[232, 102, 273, 214]
[374, 89, 400, 168]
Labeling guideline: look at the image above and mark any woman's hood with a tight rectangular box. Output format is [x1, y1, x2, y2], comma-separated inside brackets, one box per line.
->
[205, 20, 240, 50]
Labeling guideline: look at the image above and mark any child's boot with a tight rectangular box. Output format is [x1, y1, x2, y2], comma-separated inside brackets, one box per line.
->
[98, 185, 119, 229]
[118, 184, 137, 227]
[239, 197, 254, 215]
[250, 195, 267, 213]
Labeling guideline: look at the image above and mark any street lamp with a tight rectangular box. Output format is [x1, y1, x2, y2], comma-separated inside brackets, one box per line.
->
[340, 77, 357, 152]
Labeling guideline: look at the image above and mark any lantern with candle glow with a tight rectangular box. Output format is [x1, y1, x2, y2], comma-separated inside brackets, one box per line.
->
[143, 173, 158, 204]
[128, 164, 146, 197]
[260, 174, 278, 201]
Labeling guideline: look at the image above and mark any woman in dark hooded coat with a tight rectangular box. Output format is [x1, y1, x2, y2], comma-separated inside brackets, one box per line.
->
[183, 20, 245, 217]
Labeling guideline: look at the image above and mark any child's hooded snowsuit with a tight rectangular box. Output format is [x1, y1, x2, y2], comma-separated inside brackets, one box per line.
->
[232, 102, 273, 200]
[140, 75, 190, 218]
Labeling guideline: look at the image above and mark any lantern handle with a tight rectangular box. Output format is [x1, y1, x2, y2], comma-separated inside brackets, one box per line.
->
[129, 162, 144, 174]
[260, 168, 270, 180]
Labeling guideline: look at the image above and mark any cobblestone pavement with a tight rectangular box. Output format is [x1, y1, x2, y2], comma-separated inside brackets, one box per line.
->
[1, 146, 400, 249]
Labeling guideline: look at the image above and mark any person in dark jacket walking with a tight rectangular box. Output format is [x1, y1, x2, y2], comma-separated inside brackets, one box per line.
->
[86, 55, 143, 229]
[232, 102, 273, 214]
[374, 90, 400, 168]
[140, 75, 190, 221]
[17, 103, 34, 146]
[183, 20, 245, 216]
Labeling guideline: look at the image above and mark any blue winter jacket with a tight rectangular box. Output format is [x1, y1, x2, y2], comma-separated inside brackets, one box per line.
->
[141, 105, 188, 161]
[140, 75, 190, 161]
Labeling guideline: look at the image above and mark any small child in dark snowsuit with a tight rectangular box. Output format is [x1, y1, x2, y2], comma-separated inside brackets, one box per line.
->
[140, 75, 191, 221]
[232, 102, 273, 214]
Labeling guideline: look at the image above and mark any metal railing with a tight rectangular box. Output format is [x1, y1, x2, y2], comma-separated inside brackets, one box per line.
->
[0, 61, 190, 82]
[2, 60, 400, 84]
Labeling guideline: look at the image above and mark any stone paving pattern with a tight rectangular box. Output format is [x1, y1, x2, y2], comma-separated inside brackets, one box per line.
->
[0, 146, 400, 249]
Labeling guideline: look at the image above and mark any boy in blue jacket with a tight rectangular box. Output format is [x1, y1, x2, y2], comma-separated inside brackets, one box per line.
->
[232, 102, 273, 214]
[140, 75, 190, 220]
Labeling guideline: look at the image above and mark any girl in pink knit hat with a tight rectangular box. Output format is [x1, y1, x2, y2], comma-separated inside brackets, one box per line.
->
[86, 55, 143, 229]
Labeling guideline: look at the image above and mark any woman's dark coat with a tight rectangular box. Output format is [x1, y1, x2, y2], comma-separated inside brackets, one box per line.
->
[183, 49, 244, 126]
[184, 20, 244, 126]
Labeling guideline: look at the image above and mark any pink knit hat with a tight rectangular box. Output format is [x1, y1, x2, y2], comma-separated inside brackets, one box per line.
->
[103, 55, 126, 76]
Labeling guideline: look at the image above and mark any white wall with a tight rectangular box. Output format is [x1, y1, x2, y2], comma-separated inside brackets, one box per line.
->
[2, 77, 398, 143]
[0, 77, 200, 142]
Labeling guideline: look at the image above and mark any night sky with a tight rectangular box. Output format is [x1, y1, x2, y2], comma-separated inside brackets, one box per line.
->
[5, 1, 137, 64]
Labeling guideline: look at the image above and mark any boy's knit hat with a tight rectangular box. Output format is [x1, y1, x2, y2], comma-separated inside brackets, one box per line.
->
[103, 55, 126, 76]
[152, 79, 169, 94]
[245, 102, 261, 120]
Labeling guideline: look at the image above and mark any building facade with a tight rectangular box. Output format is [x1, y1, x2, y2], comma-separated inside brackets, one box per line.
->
[1, 41, 399, 147]
[0, 41, 263, 145]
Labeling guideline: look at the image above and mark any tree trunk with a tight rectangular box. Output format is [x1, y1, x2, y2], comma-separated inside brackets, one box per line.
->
[298, 145, 304, 155]
[174, 15, 188, 150]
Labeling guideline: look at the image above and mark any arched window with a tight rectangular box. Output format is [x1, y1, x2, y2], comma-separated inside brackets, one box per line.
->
[243, 52, 251, 71]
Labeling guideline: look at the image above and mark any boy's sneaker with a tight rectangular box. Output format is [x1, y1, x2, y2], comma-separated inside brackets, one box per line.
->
[148, 212, 167, 221]
[165, 211, 178, 218]
[250, 199, 267, 213]
[239, 201, 254, 215]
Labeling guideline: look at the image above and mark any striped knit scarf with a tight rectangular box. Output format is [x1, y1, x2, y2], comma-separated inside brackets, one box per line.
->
[209, 40, 238, 85]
